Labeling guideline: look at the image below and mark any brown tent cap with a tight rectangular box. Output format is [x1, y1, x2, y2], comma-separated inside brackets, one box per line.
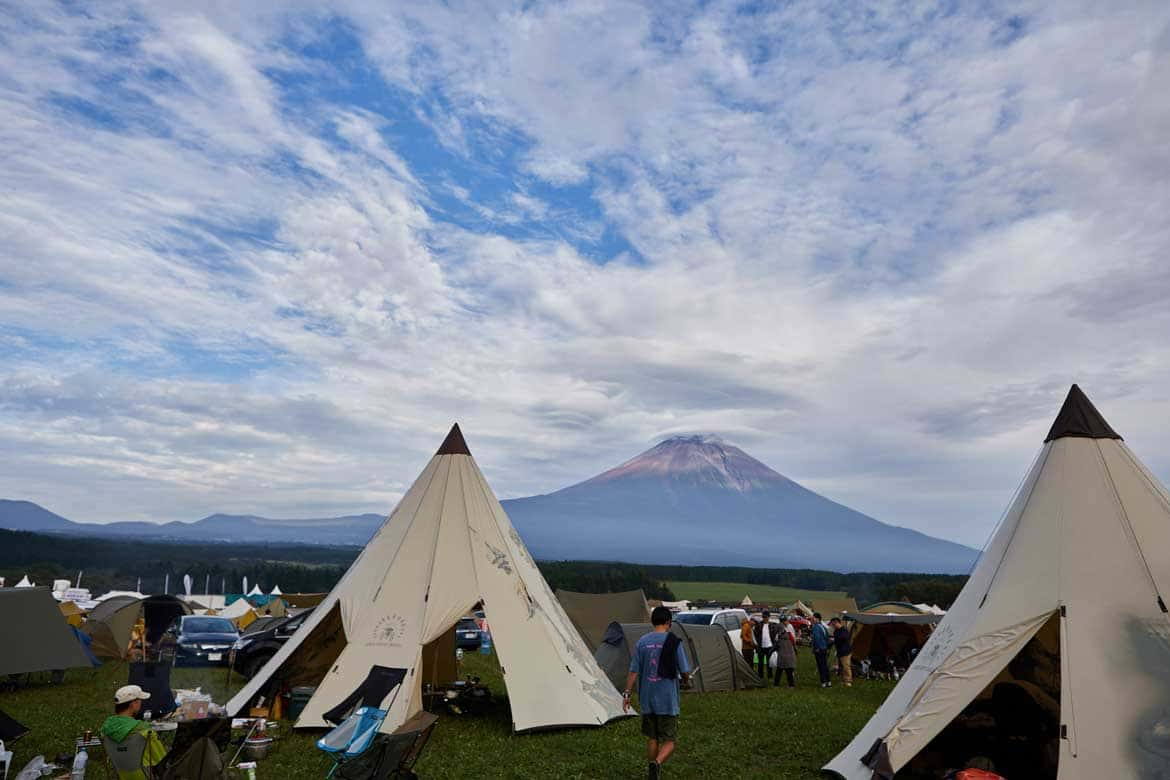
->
[1044, 384, 1122, 443]
[436, 423, 471, 455]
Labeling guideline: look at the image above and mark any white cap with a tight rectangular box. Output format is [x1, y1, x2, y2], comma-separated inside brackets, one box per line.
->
[115, 685, 151, 705]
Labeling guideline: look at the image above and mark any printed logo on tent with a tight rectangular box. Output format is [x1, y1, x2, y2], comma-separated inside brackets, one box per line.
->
[369, 614, 408, 647]
[485, 542, 513, 574]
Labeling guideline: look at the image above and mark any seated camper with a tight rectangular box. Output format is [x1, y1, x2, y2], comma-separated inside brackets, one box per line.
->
[101, 685, 168, 780]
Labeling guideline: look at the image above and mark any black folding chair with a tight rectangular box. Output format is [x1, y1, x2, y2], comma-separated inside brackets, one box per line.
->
[128, 663, 176, 716]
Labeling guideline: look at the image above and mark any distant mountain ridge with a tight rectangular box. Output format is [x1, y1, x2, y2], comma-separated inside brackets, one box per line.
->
[0, 499, 382, 546]
[2, 435, 979, 572]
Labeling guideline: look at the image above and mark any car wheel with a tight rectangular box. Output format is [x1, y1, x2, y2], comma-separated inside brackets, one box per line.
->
[244, 652, 276, 679]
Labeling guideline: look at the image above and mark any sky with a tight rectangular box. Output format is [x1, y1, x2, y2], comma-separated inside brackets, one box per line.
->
[2, 1, 1169, 548]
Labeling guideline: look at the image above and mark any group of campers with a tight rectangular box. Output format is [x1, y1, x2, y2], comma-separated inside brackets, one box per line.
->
[626, 607, 861, 779]
[738, 610, 854, 688]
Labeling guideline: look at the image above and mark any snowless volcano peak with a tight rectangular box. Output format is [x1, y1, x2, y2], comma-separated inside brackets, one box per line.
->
[584, 433, 788, 492]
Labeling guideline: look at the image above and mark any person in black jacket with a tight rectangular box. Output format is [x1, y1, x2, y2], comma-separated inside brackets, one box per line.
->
[830, 617, 853, 687]
[752, 611, 784, 684]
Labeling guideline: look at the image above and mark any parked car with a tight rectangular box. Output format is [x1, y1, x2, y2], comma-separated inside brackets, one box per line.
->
[456, 616, 483, 649]
[232, 609, 312, 679]
[163, 615, 239, 666]
[673, 608, 749, 651]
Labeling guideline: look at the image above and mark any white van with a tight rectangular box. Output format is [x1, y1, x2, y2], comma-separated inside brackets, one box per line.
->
[673, 608, 749, 651]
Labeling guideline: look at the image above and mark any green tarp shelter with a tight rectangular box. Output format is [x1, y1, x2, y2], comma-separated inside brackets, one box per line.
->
[555, 589, 651, 651]
[0, 587, 92, 675]
[595, 621, 763, 694]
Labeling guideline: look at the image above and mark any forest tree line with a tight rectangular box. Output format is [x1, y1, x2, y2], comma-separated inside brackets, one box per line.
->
[0, 529, 966, 607]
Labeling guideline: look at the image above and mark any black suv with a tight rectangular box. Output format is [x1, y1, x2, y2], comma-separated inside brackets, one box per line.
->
[231, 610, 311, 678]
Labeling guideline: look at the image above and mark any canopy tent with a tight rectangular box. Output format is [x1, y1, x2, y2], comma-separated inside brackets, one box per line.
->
[270, 585, 283, 596]
[784, 600, 814, 618]
[15, 576, 32, 588]
[827, 385, 1170, 779]
[844, 606, 940, 672]
[0, 588, 93, 675]
[82, 594, 192, 660]
[226, 424, 627, 735]
[810, 597, 860, 618]
[555, 589, 651, 651]
[247, 585, 264, 597]
[595, 621, 763, 694]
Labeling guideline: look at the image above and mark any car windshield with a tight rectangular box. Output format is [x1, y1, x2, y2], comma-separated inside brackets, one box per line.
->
[183, 618, 235, 634]
[457, 618, 478, 631]
[674, 613, 713, 625]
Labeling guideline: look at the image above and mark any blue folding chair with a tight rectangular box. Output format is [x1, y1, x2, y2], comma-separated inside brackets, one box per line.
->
[315, 666, 407, 778]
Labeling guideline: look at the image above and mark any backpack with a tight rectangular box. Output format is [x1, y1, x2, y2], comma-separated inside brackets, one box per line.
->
[657, 633, 683, 679]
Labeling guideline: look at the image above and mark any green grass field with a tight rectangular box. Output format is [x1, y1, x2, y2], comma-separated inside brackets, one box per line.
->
[2, 650, 888, 779]
[667, 581, 847, 605]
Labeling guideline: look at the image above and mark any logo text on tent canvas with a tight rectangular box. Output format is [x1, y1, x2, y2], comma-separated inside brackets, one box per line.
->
[486, 542, 513, 574]
[369, 614, 408, 646]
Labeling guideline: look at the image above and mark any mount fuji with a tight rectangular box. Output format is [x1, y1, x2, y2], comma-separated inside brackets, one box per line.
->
[501, 435, 978, 573]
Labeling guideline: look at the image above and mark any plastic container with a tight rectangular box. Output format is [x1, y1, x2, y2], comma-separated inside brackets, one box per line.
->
[288, 687, 316, 720]
[177, 693, 211, 720]
[70, 749, 87, 780]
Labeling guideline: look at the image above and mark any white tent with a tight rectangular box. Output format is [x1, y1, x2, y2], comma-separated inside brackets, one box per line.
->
[218, 598, 256, 620]
[740, 595, 753, 606]
[270, 585, 283, 596]
[15, 575, 33, 588]
[226, 424, 626, 734]
[247, 585, 264, 597]
[826, 385, 1170, 779]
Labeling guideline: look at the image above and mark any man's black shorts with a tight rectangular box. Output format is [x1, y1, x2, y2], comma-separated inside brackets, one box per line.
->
[641, 714, 679, 742]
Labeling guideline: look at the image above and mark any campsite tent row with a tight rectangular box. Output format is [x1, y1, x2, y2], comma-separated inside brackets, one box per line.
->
[827, 385, 1170, 779]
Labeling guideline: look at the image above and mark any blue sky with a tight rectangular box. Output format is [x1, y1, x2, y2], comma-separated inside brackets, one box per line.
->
[2, 0, 1169, 547]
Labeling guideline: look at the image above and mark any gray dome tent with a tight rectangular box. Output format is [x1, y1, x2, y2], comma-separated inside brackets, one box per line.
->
[0, 587, 92, 676]
[595, 621, 762, 694]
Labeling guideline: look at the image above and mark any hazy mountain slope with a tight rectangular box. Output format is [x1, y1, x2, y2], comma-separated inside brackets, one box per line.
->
[502, 435, 978, 573]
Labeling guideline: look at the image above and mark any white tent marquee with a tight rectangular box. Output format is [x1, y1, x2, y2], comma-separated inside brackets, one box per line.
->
[826, 385, 1170, 779]
[226, 424, 626, 734]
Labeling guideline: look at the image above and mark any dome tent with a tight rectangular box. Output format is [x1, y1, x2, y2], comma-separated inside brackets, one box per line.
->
[227, 424, 627, 735]
[0, 587, 92, 676]
[826, 385, 1170, 779]
[82, 594, 192, 660]
[555, 589, 651, 652]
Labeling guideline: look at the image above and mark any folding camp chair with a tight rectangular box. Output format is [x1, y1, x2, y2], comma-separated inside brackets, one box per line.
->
[332, 712, 438, 780]
[102, 732, 154, 780]
[316, 667, 407, 778]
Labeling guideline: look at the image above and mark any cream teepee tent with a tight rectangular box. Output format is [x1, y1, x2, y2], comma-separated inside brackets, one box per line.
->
[226, 424, 626, 734]
[826, 385, 1170, 779]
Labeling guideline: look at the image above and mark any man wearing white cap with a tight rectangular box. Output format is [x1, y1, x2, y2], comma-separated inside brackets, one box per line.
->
[100, 685, 167, 780]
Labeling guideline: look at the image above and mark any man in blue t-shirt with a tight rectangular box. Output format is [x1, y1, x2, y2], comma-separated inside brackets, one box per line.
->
[624, 606, 692, 780]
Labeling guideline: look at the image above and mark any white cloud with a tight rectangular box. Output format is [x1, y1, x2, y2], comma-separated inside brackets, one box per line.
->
[1, 1, 1169, 550]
